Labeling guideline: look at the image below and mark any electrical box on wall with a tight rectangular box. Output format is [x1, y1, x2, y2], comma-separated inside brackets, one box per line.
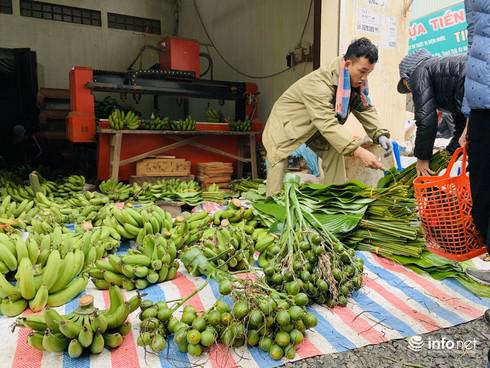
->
[159, 37, 201, 78]
[286, 45, 313, 67]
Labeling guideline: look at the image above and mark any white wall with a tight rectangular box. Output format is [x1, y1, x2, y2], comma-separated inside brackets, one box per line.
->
[0, 0, 177, 89]
[177, 0, 314, 123]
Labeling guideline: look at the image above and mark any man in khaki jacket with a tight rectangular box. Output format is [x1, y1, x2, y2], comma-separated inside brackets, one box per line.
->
[263, 38, 391, 196]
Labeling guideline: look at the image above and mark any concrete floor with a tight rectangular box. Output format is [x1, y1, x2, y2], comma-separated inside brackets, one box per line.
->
[286, 317, 490, 368]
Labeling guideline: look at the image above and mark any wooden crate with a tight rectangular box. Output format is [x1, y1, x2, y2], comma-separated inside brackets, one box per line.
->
[136, 157, 191, 177]
[129, 175, 194, 185]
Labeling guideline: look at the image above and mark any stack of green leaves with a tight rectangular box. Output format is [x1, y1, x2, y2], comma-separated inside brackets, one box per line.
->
[377, 150, 451, 196]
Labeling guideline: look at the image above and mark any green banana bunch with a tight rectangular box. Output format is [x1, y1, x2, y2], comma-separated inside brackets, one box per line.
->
[108, 109, 125, 130]
[150, 178, 200, 194]
[129, 183, 154, 202]
[0, 195, 36, 231]
[0, 246, 88, 316]
[90, 234, 178, 291]
[17, 288, 140, 357]
[99, 179, 131, 201]
[212, 200, 255, 227]
[142, 114, 170, 130]
[202, 183, 226, 202]
[170, 115, 196, 131]
[229, 116, 252, 132]
[167, 211, 213, 249]
[125, 110, 139, 130]
[205, 107, 223, 123]
[100, 204, 173, 241]
[52, 175, 86, 198]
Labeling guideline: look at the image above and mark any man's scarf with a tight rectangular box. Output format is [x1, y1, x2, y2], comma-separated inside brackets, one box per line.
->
[335, 59, 371, 120]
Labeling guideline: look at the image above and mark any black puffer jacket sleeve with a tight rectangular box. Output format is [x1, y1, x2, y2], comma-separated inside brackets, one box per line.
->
[411, 65, 438, 160]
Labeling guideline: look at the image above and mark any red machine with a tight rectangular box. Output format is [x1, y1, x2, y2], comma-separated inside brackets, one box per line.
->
[66, 36, 261, 180]
[159, 37, 201, 79]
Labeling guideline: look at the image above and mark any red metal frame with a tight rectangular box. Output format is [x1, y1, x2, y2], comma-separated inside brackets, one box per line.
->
[67, 67, 96, 143]
[159, 37, 201, 78]
[67, 67, 262, 181]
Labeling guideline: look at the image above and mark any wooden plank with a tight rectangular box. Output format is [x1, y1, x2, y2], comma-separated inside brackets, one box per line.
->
[186, 140, 251, 162]
[98, 128, 261, 136]
[118, 137, 196, 166]
[109, 132, 122, 181]
[237, 136, 245, 178]
[37, 88, 70, 109]
[129, 175, 194, 185]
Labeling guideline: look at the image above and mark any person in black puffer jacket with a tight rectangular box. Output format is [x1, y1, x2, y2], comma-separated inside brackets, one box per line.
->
[397, 49, 467, 176]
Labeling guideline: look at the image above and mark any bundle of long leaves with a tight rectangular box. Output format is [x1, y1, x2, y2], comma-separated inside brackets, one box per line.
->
[377, 150, 451, 196]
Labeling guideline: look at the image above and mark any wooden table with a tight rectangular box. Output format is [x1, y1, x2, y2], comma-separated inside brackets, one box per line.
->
[98, 128, 261, 181]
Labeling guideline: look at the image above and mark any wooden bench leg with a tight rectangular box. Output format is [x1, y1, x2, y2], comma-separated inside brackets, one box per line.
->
[237, 137, 245, 178]
[109, 132, 122, 181]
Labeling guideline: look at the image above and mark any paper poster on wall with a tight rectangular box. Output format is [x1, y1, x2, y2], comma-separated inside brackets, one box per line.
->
[382, 16, 398, 48]
[368, 0, 387, 7]
[357, 7, 381, 34]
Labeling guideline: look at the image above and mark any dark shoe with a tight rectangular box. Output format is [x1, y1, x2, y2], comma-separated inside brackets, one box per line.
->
[485, 309, 490, 324]
[465, 268, 490, 285]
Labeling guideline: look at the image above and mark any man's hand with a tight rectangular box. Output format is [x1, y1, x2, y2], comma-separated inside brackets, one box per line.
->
[378, 136, 393, 154]
[459, 119, 469, 147]
[416, 159, 435, 177]
[354, 147, 384, 170]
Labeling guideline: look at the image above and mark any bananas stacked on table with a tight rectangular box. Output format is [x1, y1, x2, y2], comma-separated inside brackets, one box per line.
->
[16, 286, 140, 357]
[170, 116, 196, 131]
[141, 114, 170, 130]
[229, 117, 252, 132]
[90, 234, 178, 291]
[108, 109, 139, 130]
[150, 178, 200, 193]
[196, 225, 255, 273]
[101, 204, 173, 241]
[150, 179, 202, 206]
[202, 183, 226, 202]
[205, 107, 224, 122]
[99, 179, 132, 201]
[128, 182, 154, 202]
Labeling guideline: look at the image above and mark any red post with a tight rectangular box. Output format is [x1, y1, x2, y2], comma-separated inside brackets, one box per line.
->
[66, 66, 96, 142]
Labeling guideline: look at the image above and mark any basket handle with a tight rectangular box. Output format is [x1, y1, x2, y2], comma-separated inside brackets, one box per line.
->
[441, 146, 468, 178]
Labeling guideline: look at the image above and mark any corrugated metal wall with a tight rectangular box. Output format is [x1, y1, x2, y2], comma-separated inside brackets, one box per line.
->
[409, 0, 463, 20]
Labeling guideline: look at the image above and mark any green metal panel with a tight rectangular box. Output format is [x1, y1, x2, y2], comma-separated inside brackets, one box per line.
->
[409, 0, 462, 20]
[409, 2, 468, 56]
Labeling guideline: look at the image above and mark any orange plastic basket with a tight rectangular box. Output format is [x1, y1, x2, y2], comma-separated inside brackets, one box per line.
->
[413, 147, 486, 261]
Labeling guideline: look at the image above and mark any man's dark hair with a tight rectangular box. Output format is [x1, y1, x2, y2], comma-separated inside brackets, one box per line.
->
[344, 38, 378, 64]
